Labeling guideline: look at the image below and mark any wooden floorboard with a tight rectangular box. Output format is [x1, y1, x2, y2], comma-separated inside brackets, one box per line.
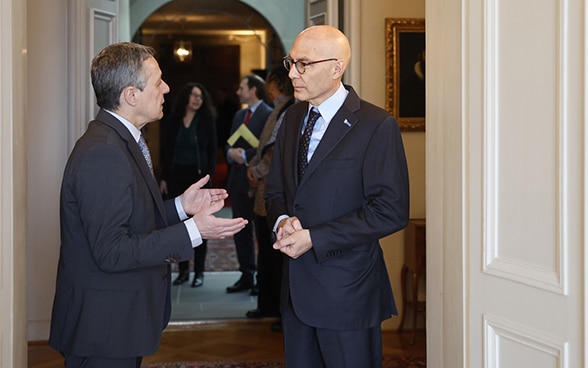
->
[28, 320, 426, 367]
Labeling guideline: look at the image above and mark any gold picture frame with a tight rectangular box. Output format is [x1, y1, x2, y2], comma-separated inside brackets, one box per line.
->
[385, 18, 426, 131]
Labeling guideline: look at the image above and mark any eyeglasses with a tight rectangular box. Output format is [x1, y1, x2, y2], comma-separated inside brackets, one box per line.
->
[282, 55, 338, 74]
[190, 93, 203, 99]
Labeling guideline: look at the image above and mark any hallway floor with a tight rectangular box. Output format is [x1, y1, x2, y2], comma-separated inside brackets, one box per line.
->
[170, 271, 257, 320]
[29, 320, 426, 367]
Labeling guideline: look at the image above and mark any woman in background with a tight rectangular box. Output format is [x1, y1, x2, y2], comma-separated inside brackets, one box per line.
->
[160, 82, 218, 287]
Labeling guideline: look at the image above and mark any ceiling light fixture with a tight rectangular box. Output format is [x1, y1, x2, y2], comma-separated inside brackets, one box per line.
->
[174, 17, 192, 63]
[174, 40, 192, 62]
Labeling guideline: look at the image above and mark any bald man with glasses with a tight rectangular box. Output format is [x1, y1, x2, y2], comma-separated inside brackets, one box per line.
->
[265, 25, 410, 368]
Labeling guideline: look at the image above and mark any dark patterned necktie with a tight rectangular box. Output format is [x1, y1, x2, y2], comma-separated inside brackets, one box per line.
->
[138, 135, 154, 176]
[298, 108, 321, 180]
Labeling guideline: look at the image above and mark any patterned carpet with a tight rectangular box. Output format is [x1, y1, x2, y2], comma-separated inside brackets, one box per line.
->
[172, 237, 239, 273]
[204, 237, 240, 271]
[142, 355, 426, 367]
[142, 361, 282, 368]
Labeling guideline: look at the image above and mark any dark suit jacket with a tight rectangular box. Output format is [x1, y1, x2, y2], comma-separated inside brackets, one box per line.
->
[49, 109, 194, 358]
[226, 102, 273, 196]
[265, 86, 410, 330]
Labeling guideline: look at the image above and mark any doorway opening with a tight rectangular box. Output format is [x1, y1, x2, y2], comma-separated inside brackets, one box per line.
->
[133, 0, 286, 322]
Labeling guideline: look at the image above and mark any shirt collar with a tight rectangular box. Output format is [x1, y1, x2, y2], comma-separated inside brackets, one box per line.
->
[104, 110, 142, 142]
[308, 83, 348, 124]
[248, 99, 263, 113]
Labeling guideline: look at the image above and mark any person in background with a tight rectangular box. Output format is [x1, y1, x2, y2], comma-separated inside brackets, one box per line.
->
[225, 74, 273, 294]
[49, 42, 247, 368]
[265, 26, 410, 367]
[160, 82, 218, 288]
[245, 67, 295, 332]
[212, 86, 240, 190]
[214, 86, 240, 153]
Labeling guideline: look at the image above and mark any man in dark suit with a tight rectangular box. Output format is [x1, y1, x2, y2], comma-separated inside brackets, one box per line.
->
[265, 26, 410, 367]
[49, 42, 247, 368]
[225, 74, 273, 293]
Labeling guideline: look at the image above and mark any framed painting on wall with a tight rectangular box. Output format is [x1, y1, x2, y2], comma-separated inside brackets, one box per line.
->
[385, 18, 426, 131]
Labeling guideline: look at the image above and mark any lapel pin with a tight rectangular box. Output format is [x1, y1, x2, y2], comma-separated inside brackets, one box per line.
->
[343, 119, 351, 127]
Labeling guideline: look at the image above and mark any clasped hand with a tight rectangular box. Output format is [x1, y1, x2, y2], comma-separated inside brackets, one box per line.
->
[246, 167, 259, 189]
[180, 175, 247, 239]
[273, 216, 312, 259]
[227, 148, 246, 165]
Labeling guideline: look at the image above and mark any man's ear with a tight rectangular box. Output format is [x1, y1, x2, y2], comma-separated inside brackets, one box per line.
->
[332, 60, 345, 79]
[122, 86, 138, 107]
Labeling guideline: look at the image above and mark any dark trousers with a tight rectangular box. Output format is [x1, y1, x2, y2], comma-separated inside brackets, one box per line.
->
[282, 297, 383, 368]
[255, 214, 282, 314]
[230, 186, 256, 275]
[64, 354, 142, 368]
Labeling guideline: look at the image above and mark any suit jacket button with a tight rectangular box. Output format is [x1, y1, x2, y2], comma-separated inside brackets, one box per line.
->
[294, 204, 301, 210]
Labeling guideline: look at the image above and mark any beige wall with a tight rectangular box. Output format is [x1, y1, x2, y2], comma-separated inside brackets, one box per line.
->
[26, 0, 69, 342]
[356, 0, 426, 330]
[1, 0, 28, 366]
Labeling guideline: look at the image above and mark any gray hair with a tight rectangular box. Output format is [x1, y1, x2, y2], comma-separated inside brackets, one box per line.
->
[90, 42, 155, 111]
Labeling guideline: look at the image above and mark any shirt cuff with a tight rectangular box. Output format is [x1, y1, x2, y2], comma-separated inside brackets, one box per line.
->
[273, 214, 289, 233]
[176, 196, 203, 247]
[175, 197, 188, 220]
[226, 148, 234, 164]
[184, 218, 203, 248]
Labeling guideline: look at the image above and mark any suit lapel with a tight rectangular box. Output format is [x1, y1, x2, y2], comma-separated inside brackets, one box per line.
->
[235, 109, 247, 127]
[299, 87, 361, 186]
[96, 110, 168, 225]
[286, 105, 308, 185]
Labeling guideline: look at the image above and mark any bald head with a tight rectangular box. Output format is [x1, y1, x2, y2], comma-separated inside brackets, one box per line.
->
[287, 26, 351, 105]
[294, 25, 351, 74]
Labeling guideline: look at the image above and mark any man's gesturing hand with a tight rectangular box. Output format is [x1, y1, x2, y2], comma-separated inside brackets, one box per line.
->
[180, 175, 227, 215]
[180, 175, 248, 239]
